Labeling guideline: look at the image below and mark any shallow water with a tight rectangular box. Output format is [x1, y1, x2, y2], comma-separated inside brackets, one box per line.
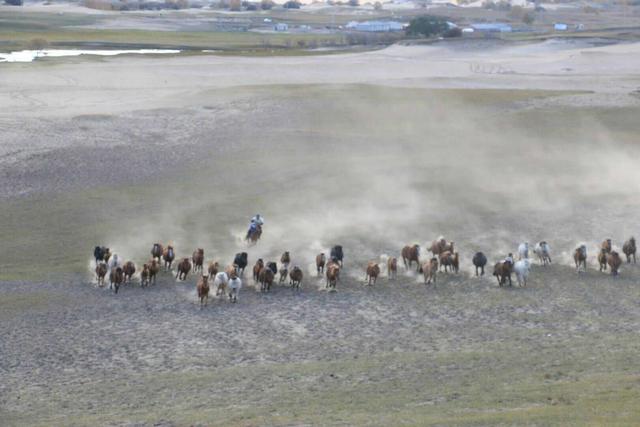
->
[0, 49, 181, 63]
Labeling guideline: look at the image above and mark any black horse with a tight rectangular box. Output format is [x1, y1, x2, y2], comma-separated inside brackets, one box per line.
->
[94, 246, 108, 264]
[472, 252, 487, 276]
[330, 245, 344, 266]
[233, 252, 248, 275]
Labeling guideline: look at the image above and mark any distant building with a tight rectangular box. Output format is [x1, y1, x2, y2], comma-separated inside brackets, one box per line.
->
[471, 23, 513, 33]
[346, 21, 404, 32]
[274, 23, 289, 32]
[554, 23, 568, 31]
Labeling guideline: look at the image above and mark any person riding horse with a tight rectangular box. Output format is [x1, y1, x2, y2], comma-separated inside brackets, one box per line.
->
[246, 214, 264, 240]
[504, 253, 514, 267]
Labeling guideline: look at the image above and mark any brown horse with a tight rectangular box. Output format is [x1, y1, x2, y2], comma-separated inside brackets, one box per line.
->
[401, 244, 420, 271]
[123, 261, 136, 283]
[601, 239, 612, 254]
[207, 261, 219, 279]
[289, 266, 303, 289]
[225, 264, 237, 279]
[439, 251, 455, 273]
[163, 245, 175, 270]
[365, 262, 380, 286]
[252, 259, 264, 282]
[258, 266, 275, 292]
[109, 266, 124, 294]
[192, 248, 204, 272]
[149, 260, 160, 285]
[176, 258, 191, 281]
[573, 245, 587, 273]
[387, 257, 398, 280]
[95, 262, 108, 287]
[430, 237, 454, 256]
[316, 253, 326, 276]
[247, 224, 262, 244]
[326, 264, 340, 290]
[151, 243, 163, 262]
[103, 248, 112, 264]
[607, 251, 622, 276]
[141, 263, 150, 287]
[422, 257, 438, 285]
[196, 274, 210, 308]
[598, 248, 608, 272]
[623, 237, 636, 264]
[493, 261, 512, 287]
[280, 251, 291, 268]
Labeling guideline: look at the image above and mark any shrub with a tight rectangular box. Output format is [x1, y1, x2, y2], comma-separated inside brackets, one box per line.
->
[260, 0, 273, 8]
[443, 27, 462, 38]
[406, 15, 449, 38]
[4, 0, 24, 5]
[283, 0, 301, 8]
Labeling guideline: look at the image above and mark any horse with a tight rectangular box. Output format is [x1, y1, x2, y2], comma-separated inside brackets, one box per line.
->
[253, 258, 264, 282]
[192, 248, 204, 272]
[534, 241, 551, 266]
[472, 252, 487, 276]
[623, 237, 636, 264]
[280, 251, 291, 269]
[175, 258, 191, 281]
[601, 239, 612, 254]
[95, 262, 108, 287]
[316, 253, 326, 276]
[246, 224, 262, 244]
[151, 243, 163, 262]
[141, 263, 150, 287]
[607, 251, 622, 276]
[401, 244, 420, 272]
[279, 266, 288, 284]
[387, 257, 397, 280]
[123, 261, 136, 283]
[574, 245, 587, 273]
[108, 254, 120, 271]
[148, 260, 160, 285]
[326, 264, 340, 290]
[289, 266, 303, 289]
[109, 266, 124, 294]
[517, 242, 529, 260]
[514, 259, 531, 287]
[103, 248, 112, 264]
[228, 272, 242, 302]
[330, 245, 344, 266]
[259, 266, 275, 292]
[430, 237, 453, 256]
[163, 245, 175, 270]
[93, 246, 107, 264]
[598, 248, 608, 272]
[493, 261, 512, 287]
[365, 262, 380, 286]
[207, 261, 219, 279]
[233, 252, 248, 275]
[196, 275, 209, 308]
[439, 251, 454, 273]
[421, 257, 438, 285]
[213, 271, 229, 297]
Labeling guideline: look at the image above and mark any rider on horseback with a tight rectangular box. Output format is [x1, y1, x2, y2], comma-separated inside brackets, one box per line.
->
[246, 214, 264, 239]
[504, 253, 514, 266]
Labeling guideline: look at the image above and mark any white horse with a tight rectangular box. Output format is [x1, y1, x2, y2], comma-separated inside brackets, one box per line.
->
[108, 253, 121, 271]
[514, 259, 531, 287]
[517, 242, 529, 260]
[228, 276, 242, 303]
[534, 241, 551, 266]
[213, 272, 229, 297]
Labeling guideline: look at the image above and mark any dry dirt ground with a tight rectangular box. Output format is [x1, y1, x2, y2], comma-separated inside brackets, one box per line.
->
[1, 39, 640, 426]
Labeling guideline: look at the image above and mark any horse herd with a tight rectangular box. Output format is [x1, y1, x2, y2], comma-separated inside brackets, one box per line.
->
[92, 236, 637, 307]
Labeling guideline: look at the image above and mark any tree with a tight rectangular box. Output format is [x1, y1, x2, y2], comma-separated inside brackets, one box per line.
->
[28, 38, 49, 51]
[348, 0, 359, 6]
[260, 0, 274, 8]
[283, 0, 300, 8]
[405, 15, 449, 38]
[373, 1, 382, 10]
[229, 0, 241, 10]
[522, 11, 535, 24]
[4, 0, 23, 5]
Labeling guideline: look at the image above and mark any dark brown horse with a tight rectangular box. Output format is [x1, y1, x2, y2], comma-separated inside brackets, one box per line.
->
[439, 251, 457, 273]
[109, 266, 124, 294]
[493, 261, 512, 287]
[326, 263, 340, 290]
[123, 261, 136, 283]
[607, 251, 622, 276]
[151, 243, 163, 262]
[258, 266, 275, 292]
[192, 248, 204, 272]
[196, 274, 210, 308]
[365, 261, 380, 286]
[163, 245, 175, 270]
[601, 239, 612, 254]
[430, 237, 454, 256]
[176, 258, 191, 281]
[316, 253, 326, 276]
[289, 266, 303, 289]
[148, 260, 160, 285]
[623, 237, 636, 264]
[253, 259, 264, 282]
[141, 263, 150, 287]
[208, 261, 219, 279]
[598, 248, 608, 272]
[401, 244, 420, 271]
[573, 245, 587, 273]
[247, 224, 262, 244]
